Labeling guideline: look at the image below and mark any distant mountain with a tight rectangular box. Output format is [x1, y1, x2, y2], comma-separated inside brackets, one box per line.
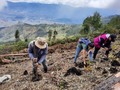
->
[0, 1, 81, 26]
[0, 23, 81, 42]
[0, 14, 119, 42]
[0, 1, 118, 27]
[0, 27, 5, 30]
[102, 15, 120, 24]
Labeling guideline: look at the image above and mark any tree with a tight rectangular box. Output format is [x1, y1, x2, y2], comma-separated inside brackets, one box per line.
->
[92, 12, 102, 30]
[108, 16, 120, 29]
[53, 30, 58, 40]
[15, 30, 20, 42]
[82, 12, 102, 34]
[48, 30, 52, 41]
[83, 24, 90, 33]
[25, 38, 28, 42]
[83, 16, 93, 26]
[82, 16, 92, 34]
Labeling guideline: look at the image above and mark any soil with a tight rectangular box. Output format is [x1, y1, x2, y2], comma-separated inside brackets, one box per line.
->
[0, 38, 120, 90]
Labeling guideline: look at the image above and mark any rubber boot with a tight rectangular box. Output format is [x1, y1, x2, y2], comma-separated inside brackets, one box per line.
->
[43, 67, 48, 73]
[32, 67, 40, 82]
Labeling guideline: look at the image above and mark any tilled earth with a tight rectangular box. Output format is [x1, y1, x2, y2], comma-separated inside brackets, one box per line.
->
[0, 39, 120, 90]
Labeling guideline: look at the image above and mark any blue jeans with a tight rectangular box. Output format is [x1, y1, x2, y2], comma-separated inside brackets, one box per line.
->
[88, 51, 93, 61]
[74, 45, 82, 63]
[74, 43, 89, 63]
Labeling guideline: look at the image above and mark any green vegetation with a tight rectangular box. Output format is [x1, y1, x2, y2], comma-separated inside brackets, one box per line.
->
[48, 35, 80, 46]
[52, 30, 58, 41]
[0, 12, 120, 54]
[0, 24, 81, 42]
[15, 30, 20, 42]
[0, 41, 28, 54]
[48, 30, 52, 41]
[81, 12, 119, 35]
[81, 12, 102, 34]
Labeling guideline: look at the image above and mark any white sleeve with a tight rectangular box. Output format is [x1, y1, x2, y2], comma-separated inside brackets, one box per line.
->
[106, 34, 110, 38]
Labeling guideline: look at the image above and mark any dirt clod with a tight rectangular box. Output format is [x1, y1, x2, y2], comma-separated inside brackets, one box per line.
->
[31, 74, 42, 82]
[111, 60, 120, 66]
[115, 51, 120, 58]
[77, 62, 84, 68]
[64, 67, 82, 77]
[102, 69, 108, 74]
[109, 67, 118, 74]
[23, 70, 28, 75]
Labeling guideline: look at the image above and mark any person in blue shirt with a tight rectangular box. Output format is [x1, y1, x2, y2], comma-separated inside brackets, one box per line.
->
[28, 37, 48, 81]
[74, 38, 94, 66]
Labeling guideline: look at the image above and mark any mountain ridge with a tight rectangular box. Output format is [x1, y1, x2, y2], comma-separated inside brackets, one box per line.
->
[0, 1, 119, 27]
[0, 23, 82, 42]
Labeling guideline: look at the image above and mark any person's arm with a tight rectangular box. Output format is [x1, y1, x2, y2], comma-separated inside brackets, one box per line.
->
[88, 49, 94, 61]
[82, 49, 87, 65]
[99, 38, 105, 47]
[38, 45, 48, 63]
[28, 43, 34, 60]
[77, 38, 81, 43]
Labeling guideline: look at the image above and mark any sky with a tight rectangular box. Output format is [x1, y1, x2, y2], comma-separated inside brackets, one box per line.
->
[0, 0, 120, 10]
[0, 0, 120, 25]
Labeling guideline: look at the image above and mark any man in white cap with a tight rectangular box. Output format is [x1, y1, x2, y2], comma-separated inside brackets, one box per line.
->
[28, 37, 48, 81]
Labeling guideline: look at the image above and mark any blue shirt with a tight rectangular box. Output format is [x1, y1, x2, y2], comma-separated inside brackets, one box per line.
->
[28, 40, 48, 63]
[78, 38, 91, 46]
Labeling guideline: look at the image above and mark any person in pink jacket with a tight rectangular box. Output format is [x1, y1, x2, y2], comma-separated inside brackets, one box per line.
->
[93, 34, 116, 60]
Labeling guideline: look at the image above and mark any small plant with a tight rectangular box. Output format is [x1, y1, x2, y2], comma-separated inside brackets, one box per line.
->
[58, 79, 68, 89]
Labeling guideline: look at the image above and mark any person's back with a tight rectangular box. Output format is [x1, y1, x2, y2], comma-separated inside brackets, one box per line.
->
[93, 33, 116, 60]
[28, 37, 48, 81]
[74, 37, 94, 66]
[79, 38, 91, 46]
[94, 34, 110, 48]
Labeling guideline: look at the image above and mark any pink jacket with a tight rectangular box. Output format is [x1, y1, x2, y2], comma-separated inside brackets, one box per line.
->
[94, 34, 108, 48]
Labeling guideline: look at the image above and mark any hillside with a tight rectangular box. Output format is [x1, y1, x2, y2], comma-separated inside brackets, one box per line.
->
[102, 15, 120, 24]
[0, 35, 120, 90]
[0, 23, 81, 42]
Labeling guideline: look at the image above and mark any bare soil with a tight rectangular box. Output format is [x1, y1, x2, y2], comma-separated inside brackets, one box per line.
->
[0, 39, 120, 90]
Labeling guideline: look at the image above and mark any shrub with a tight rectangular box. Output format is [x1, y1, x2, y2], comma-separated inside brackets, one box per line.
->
[13, 41, 28, 51]
[0, 41, 28, 54]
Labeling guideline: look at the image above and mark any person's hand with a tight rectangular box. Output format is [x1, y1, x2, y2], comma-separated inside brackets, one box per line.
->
[115, 72, 120, 77]
[32, 58, 37, 63]
[104, 47, 109, 51]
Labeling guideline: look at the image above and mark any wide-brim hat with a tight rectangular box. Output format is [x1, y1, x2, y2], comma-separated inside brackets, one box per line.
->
[35, 37, 47, 49]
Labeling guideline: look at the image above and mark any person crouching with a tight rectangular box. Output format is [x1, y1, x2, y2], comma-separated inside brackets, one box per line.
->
[74, 37, 94, 67]
[93, 34, 116, 60]
[28, 37, 48, 81]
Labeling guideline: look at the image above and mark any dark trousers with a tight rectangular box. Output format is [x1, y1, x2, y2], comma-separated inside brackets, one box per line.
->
[93, 47, 100, 59]
[93, 46, 111, 59]
[32, 60, 48, 73]
[41, 60, 48, 73]
[105, 48, 112, 57]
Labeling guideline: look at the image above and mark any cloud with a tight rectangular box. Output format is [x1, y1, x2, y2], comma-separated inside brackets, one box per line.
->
[6, 0, 116, 8]
[88, 0, 115, 8]
[0, 0, 7, 10]
[110, 0, 120, 9]
[0, 0, 118, 11]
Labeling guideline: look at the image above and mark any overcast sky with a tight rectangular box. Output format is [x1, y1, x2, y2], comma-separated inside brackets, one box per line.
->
[0, 0, 120, 10]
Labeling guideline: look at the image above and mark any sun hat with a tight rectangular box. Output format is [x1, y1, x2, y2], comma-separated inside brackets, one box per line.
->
[35, 37, 47, 49]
